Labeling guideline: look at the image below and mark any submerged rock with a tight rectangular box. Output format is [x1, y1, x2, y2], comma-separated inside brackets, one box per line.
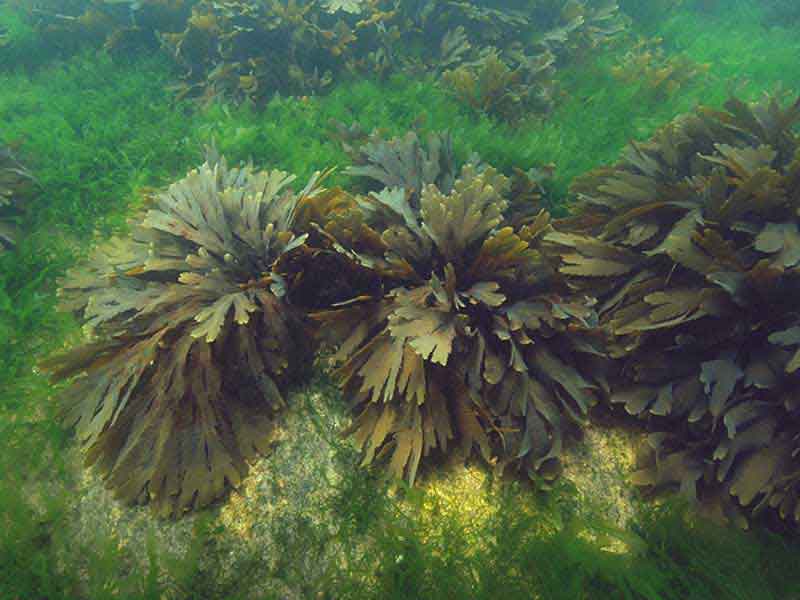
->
[65, 371, 643, 597]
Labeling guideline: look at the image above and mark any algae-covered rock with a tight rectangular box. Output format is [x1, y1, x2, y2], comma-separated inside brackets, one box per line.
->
[65, 370, 642, 597]
[67, 375, 356, 599]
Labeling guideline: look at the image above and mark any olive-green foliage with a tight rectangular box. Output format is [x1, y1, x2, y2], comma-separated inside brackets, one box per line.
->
[610, 36, 709, 100]
[0, 54, 196, 237]
[328, 490, 800, 600]
[0, 53, 198, 450]
[655, 3, 800, 95]
[0, 5, 40, 70]
[171, 0, 800, 199]
[313, 164, 601, 486]
[0, 52, 198, 597]
[48, 155, 320, 517]
[0, 143, 33, 250]
[4, 374, 800, 600]
[0, 144, 31, 209]
[0, 52, 198, 407]
[0, 0, 795, 454]
[161, 0, 350, 104]
[339, 127, 459, 196]
[553, 93, 800, 526]
[441, 49, 557, 121]
[0, 480, 265, 600]
[6, 0, 194, 60]
[155, 0, 625, 110]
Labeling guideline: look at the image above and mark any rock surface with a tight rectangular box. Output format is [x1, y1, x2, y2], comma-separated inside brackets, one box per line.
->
[65, 371, 644, 597]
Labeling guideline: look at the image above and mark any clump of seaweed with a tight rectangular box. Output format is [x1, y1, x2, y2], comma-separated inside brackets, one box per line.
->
[551, 93, 800, 526]
[161, 0, 362, 104]
[0, 143, 33, 251]
[402, 0, 625, 69]
[399, 1, 625, 121]
[11, 0, 193, 56]
[533, 0, 628, 62]
[611, 36, 709, 99]
[398, 1, 529, 60]
[442, 49, 557, 121]
[313, 162, 603, 485]
[336, 123, 556, 225]
[44, 153, 323, 517]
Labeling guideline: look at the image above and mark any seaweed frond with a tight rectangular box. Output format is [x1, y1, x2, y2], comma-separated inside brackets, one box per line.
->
[342, 127, 458, 199]
[441, 49, 556, 121]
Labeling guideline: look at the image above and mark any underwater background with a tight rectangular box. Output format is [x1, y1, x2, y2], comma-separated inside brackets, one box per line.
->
[2, 1, 800, 598]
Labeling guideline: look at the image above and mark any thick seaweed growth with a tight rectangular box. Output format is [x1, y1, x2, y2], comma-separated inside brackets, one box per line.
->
[1, 0, 800, 596]
[9, 0, 627, 117]
[8, 0, 193, 56]
[45, 154, 320, 516]
[554, 93, 800, 526]
[312, 160, 604, 485]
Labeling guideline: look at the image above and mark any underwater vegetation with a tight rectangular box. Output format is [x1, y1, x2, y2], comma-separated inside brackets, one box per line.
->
[5, 435, 800, 600]
[761, 0, 800, 27]
[441, 48, 558, 121]
[333, 124, 554, 221]
[160, 0, 355, 103]
[335, 127, 461, 197]
[327, 488, 800, 600]
[0, 142, 32, 251]
[8, 0, 628, 119]
[46, 153, 323, 516]
[170, 0, 626, 116]
[48, 135, 605, 511]
[8, 0, 194, 56]
[611, 35, 709, 100]
[312, 159, 602, 485]
[47, 91, 800, 530]
[555, 93, 800, 527]
[2, 0, 800, 595]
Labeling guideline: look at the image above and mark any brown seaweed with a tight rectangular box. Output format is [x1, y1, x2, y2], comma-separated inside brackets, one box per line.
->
[442, 48, 556, 121]
[611, 36, 709, 99]
[15, 0, 193, 55]
[45, 154, 322, 517]
[551, 93, 800, 525]
[313, 163, 603, 485]
[341, 127, 459, 199]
